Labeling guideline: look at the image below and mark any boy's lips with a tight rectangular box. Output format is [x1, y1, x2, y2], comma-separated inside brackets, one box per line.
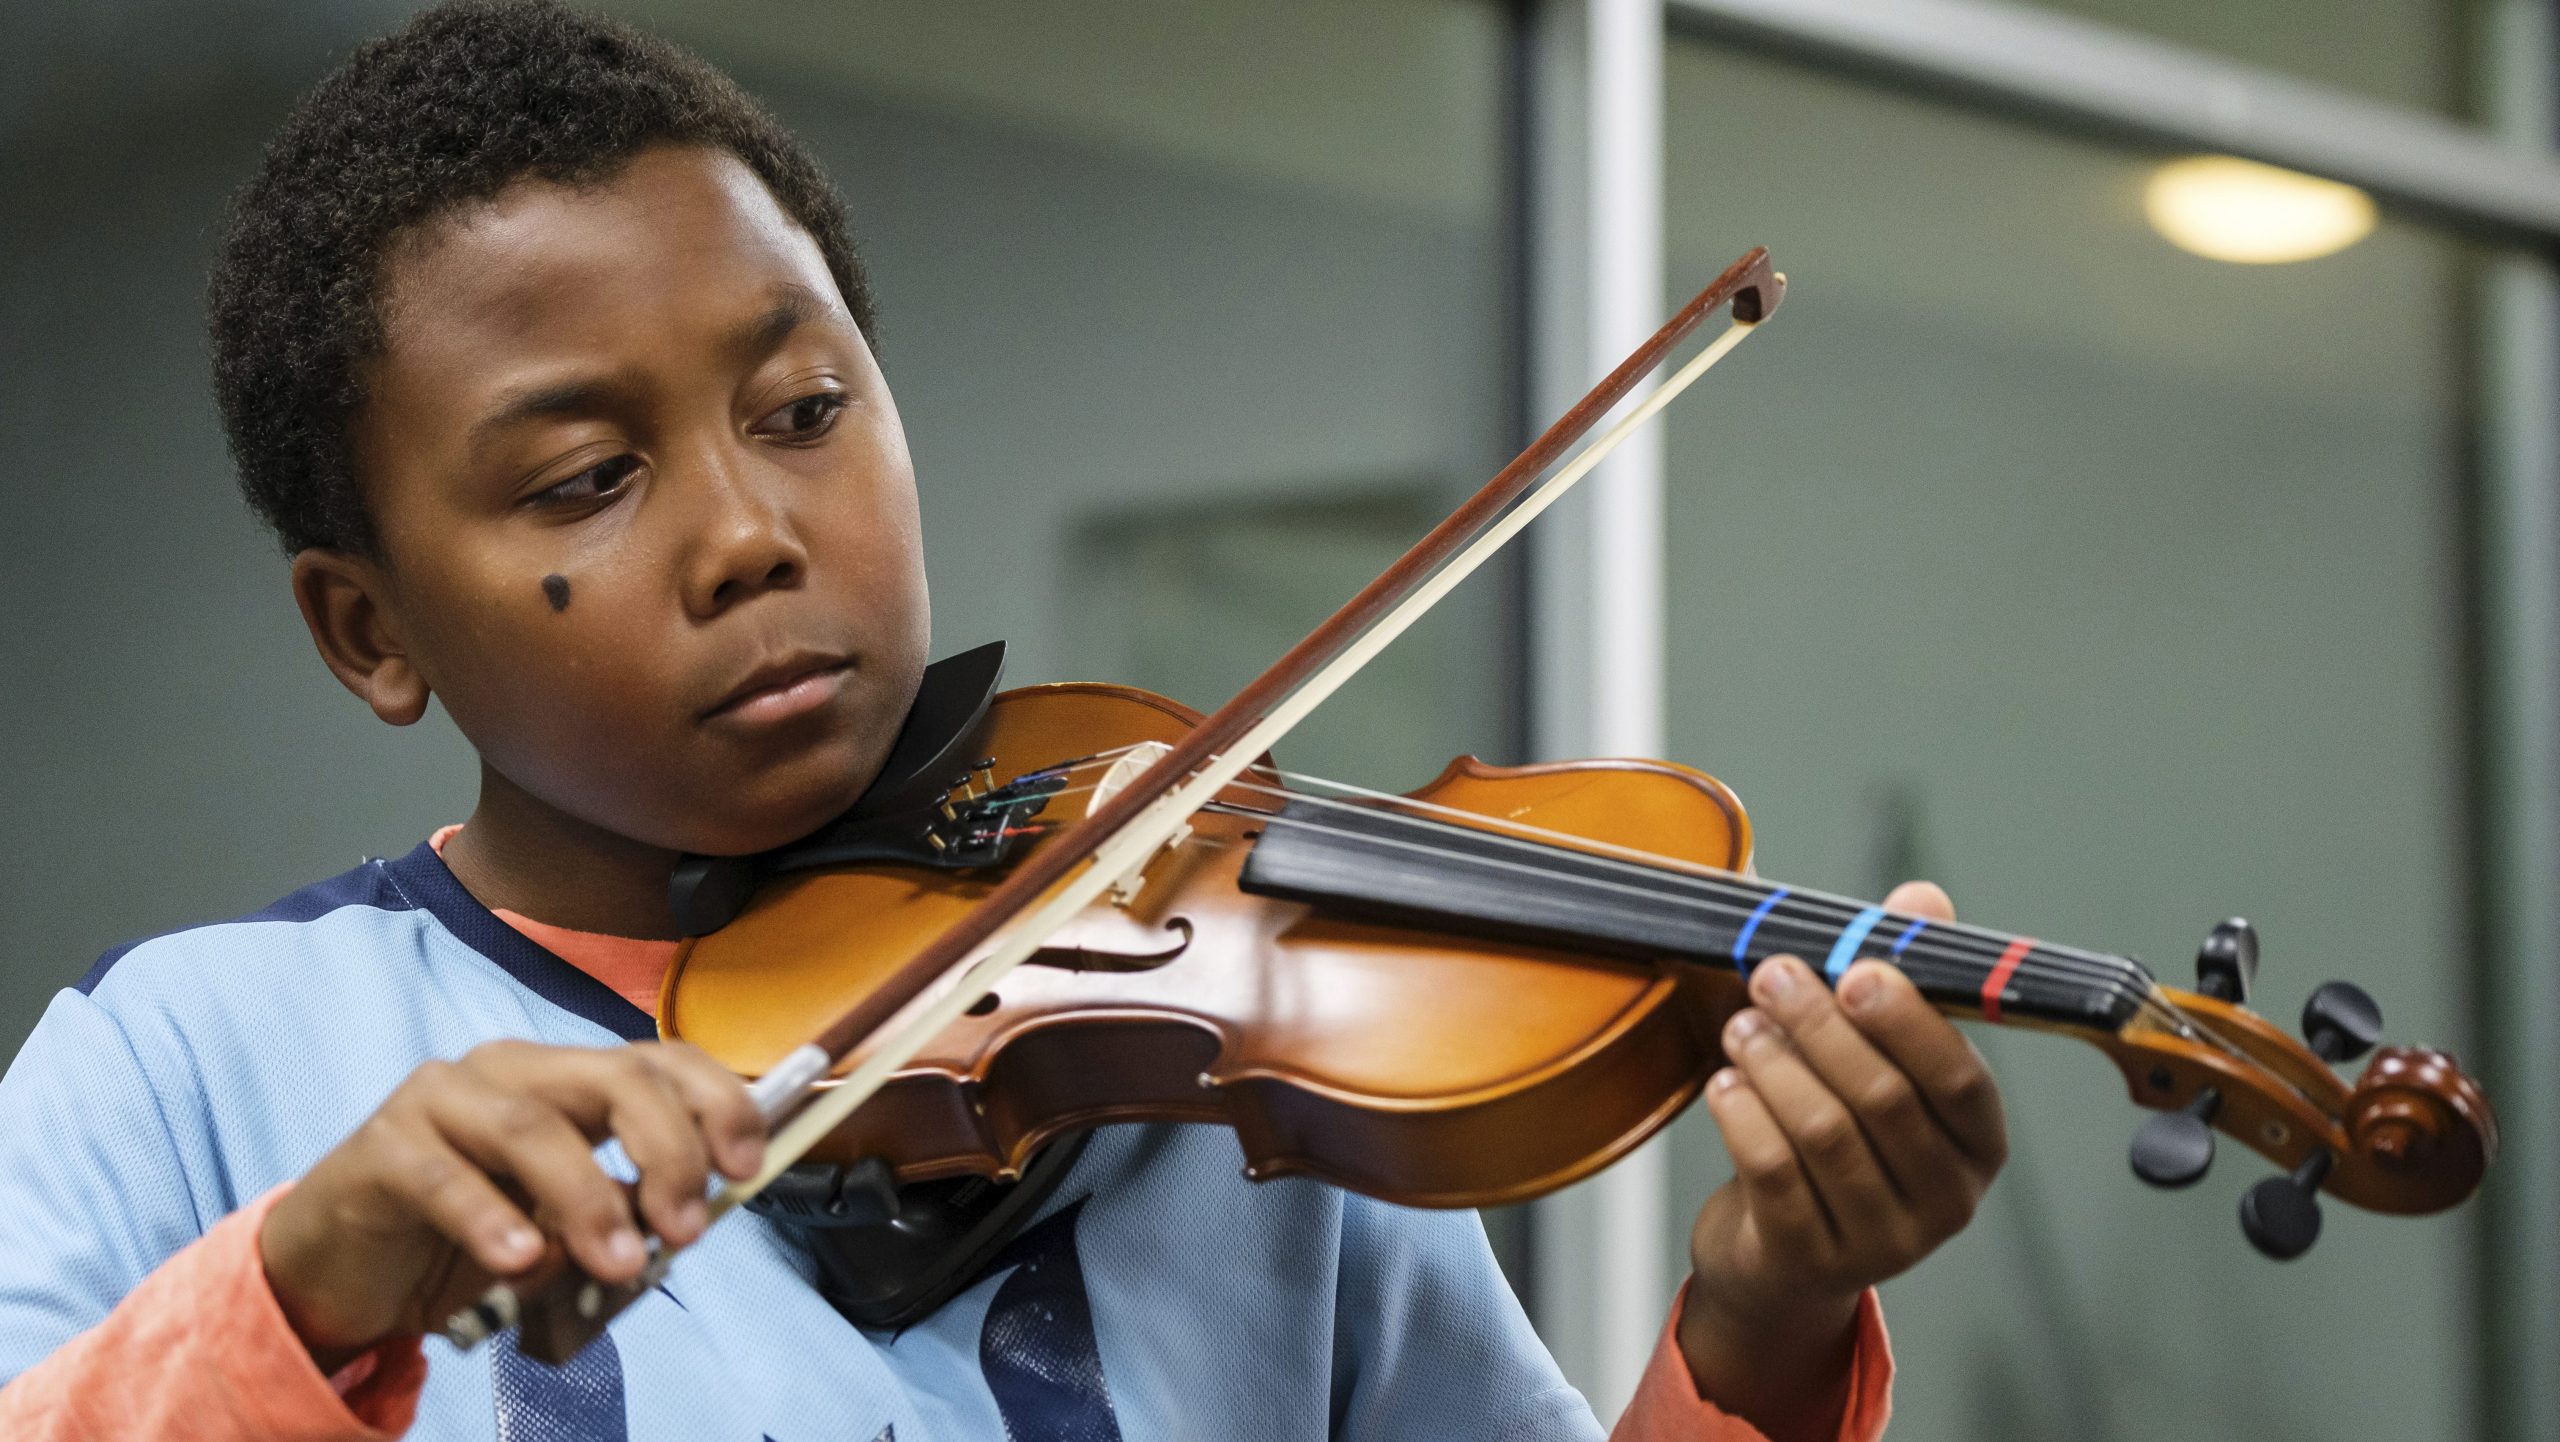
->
[701, 650, 854, 726]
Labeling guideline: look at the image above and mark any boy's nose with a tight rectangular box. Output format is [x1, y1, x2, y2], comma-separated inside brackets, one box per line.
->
[679, 448, 808, 618]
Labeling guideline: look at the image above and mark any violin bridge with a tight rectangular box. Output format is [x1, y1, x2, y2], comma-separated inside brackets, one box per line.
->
[1088, 741, 1191, 905]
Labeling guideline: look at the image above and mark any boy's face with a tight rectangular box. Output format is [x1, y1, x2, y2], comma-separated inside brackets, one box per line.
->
[337, 144, 929, 857]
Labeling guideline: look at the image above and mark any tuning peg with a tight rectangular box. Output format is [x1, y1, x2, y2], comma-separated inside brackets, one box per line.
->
[2239, 1147, 2334, 1260]
[2302, 980, 2381, 1065]
[2194, 918, 2257, 1003]
[2130, 1087, 2221, 1188]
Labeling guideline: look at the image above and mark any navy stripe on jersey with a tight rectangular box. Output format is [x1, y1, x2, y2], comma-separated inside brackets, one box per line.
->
[383, 842, 656, 1043]
[78, 856, 416, 995]
[79, 843, 657, 1044]
[495, 1328, 629, 1441]
[981, 1198, 1123, 1442]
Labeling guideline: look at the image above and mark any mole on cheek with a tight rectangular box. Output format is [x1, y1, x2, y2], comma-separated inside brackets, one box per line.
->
[541, 574, 572, 612]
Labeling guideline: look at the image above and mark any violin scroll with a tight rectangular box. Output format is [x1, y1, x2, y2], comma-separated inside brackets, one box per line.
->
[2340, 1045, 2495, 1211]
[2099, 924, 2496, 1257]
[2229, 1044, 2495, 1260]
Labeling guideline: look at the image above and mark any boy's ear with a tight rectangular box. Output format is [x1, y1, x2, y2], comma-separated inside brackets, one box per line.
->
[291, 549, 430, 726]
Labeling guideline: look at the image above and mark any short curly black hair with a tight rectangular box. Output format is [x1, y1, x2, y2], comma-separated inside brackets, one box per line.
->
[208, 0, 875, 557]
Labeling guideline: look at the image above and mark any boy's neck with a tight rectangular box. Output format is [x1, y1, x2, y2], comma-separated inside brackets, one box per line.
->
[438, 765, 688, 940]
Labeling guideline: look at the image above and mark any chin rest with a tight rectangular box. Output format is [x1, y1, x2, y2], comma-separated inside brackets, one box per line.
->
[667, 640, 1009, 937]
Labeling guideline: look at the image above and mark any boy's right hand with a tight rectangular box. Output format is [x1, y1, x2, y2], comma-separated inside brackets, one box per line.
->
[258, 1040, 767, 1369]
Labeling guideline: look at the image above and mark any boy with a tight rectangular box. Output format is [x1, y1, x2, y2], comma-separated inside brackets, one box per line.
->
[0, 4, 2006, 1439]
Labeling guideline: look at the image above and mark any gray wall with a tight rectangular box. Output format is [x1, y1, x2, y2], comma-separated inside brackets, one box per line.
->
[0, 47, 478, 1051]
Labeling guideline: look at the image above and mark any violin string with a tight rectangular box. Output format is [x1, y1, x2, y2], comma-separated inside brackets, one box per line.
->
[1117, 750, 2150, 997]
[1216, 799, 2170, 1028]
[1000, 751, 2159, 1008]
[1015, 745, 2124, 964]
[1212, 783, 2250, 1067]
[1245, 766, 2130, 963]
[1201, 773, 2163, 1005]
[1226, 800, 2249, 1067]
[1227, 780, 2247, 1057]
[1008, 746, 1153, 785]
[996, 748, 2231, 1052]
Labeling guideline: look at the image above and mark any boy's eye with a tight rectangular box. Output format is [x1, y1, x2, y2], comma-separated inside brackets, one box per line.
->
[753, 390, 849, 441]
[532, 453, 640, 508]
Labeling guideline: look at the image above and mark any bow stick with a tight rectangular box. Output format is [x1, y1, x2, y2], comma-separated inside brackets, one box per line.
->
[450, 246, 1785, 1360]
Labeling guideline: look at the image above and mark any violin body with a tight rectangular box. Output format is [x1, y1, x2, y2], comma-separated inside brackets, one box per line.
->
[663, 682, 1763, 1207]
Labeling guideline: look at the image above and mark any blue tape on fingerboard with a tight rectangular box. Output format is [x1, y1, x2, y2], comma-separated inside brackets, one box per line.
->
[1822, 906, 1889, 983]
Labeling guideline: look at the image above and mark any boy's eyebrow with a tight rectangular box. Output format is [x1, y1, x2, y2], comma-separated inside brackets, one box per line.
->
[470, 379, 621, 459]
[731, 285, 827, 361]
[467, 287, 835, 459]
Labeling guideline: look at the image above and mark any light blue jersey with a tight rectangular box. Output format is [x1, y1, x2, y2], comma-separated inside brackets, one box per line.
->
[0, 842, 1603, 1441]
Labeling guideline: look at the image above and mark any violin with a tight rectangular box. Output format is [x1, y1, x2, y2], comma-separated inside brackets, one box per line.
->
[443, 248, 2497, 1364]
[662, 667, 2494, 1217]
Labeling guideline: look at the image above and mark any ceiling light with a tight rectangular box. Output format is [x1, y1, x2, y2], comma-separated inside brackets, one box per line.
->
[2144, 155, 2376, 264]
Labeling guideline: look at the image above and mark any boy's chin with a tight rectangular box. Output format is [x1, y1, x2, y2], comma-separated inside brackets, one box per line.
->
[583, 698, 911, 859]
[673, 753, 883, 858]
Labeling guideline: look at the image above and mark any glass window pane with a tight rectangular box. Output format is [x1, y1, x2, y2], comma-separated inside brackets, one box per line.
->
[2027, 0, 2463, 115]
[1666, 41, 2480, 1442]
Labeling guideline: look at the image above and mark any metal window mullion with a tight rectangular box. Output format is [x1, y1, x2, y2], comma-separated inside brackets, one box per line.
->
[1667, 0, 2560, 244]
[2474, 9, 2560, 1438]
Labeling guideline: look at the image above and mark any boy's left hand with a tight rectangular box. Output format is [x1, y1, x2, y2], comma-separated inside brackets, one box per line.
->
[1676, 881, 2007, 1442]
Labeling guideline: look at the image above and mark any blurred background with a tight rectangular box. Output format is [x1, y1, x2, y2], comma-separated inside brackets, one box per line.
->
[4, 1, 2555, 1437]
